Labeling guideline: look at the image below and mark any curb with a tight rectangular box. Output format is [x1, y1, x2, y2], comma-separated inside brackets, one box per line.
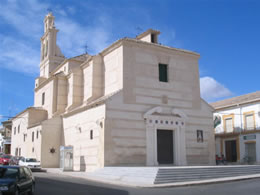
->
[42, 169, 260, 188]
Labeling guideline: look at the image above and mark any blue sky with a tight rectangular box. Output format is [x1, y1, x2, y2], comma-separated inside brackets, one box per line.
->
[0, 0, 260, 124]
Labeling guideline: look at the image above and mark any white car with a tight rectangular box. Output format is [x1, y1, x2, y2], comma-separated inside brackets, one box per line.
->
[19, 157, 41, 171]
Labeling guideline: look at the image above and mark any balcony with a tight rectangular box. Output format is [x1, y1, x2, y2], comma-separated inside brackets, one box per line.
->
[215, 125, 260, 137]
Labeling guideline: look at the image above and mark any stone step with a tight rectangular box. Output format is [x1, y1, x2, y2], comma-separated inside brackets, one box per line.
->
[157, 169, 260, 175]
[155, 166, 260, 184]
[156, 171, 259, 180]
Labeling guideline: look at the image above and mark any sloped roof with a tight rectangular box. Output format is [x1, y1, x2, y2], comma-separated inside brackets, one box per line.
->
[210, 91, 260, 110]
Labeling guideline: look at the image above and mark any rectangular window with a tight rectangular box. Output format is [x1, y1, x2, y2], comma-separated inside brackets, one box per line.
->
[90, 130, 93, 140]
[32, 132, 34, 142]
[18, 125, 20, 134]
[225, 118, 233, 132]
[42, 92, 45, 105]
[159, 64, 168, 82]
[24, 134, 26, 142]
[245, 114, 254, 130]
[197, 130, 203, 143]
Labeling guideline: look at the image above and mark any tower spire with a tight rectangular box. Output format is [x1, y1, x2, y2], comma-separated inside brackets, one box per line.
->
[40, 13, 65, 78]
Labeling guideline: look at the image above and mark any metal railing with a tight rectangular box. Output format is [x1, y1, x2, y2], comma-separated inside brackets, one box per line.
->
[215, 125, 260, 134]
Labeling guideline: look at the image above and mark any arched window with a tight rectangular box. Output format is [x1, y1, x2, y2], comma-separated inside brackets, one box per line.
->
[45, 41, 48, 57]
[42, 43, 45, 59]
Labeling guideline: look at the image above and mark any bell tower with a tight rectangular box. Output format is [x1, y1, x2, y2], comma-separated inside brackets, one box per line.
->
[40, 12, 65, 78]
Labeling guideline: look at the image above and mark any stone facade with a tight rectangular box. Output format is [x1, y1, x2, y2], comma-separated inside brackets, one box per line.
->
[10, 13, 215, 170]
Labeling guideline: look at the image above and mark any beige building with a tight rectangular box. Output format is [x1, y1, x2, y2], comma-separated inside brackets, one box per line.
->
[11, 13, 215, 170]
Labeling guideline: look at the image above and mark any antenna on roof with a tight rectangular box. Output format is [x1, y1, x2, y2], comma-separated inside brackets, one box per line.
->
[84, 44, 88, 54]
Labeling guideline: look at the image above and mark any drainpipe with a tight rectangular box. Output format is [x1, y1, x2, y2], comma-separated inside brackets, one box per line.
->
[238, 104, 243, 133]
[237, 103, 242, 163]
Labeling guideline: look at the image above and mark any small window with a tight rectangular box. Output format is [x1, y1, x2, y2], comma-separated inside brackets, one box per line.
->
[159, 64, 168, 82]
[36, 131, 39, 139]
[42, 92, 45, 105]
[32, 147, 34, 153]
[197, 130, 203, 143]
[23, 134, 26, 142]
[32, 132, 34, 142]
[90, 130, 93, 140]
[151, 34, 155, 43]
[18, 125, 20, 134]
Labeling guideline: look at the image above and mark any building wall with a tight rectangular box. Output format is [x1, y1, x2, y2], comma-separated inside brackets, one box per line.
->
[239, 133, 260, 162]
[82, 55, 104, 103]
[41, 117, 62, 168]
[63, 104, 106, 171]
[34, 80, 55, 117]
[103, 46, 123, 96]
[11, 109, 47, 160]
[103, 42, 214, 166]
[104, 91, 148, 166]
[214, 103, 260, 133]
[26, 125, 42, 161]
[11, 112, 29, 157]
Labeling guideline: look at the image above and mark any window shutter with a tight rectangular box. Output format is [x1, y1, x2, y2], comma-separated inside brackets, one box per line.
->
[225, 118, 233, 132]
[245, 114, 254, 130]
[159, 64, 168, 82]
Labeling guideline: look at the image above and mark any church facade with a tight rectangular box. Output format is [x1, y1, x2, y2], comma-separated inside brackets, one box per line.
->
[11, 13, 215, 171]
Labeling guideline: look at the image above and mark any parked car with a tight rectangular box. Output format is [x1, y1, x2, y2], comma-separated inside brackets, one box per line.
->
[0, 166, 35, 194]
[9, 156, 22, 166]
[19, 158, 41, 171]
[0, 154, 12, 165]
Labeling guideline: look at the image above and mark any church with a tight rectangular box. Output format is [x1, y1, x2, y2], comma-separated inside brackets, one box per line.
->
[11, 13, 215, 171]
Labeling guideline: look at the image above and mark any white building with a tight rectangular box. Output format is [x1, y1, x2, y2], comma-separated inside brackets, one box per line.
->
[212, 91, 260, 164]
[11, 13, 215, 171]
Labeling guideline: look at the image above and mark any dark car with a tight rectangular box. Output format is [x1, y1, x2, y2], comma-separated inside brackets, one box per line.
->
[0, 155, 12, 165]
[0, 166, 35, 195]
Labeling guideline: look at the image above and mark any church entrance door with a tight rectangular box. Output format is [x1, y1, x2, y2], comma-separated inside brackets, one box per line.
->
[157, 129, 174, 164]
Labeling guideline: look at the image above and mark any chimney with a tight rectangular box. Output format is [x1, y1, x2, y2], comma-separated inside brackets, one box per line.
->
[136, 29, 160, 44]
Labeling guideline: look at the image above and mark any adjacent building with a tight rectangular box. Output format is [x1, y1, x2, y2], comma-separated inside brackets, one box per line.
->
[212, 91, 260, 164]
[11, 13, 215, 171]
[1, 120, 12, 154]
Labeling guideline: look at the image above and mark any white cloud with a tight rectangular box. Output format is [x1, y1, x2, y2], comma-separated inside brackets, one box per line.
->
[0, 35, 40, 74]
[0, 0, 48, 39]
[56, 16, 112, 57]
[0, 0, 113, 74]
[200, 76, 232, 102]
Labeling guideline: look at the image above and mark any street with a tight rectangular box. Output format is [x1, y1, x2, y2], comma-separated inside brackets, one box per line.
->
[33, 172, 260, 195]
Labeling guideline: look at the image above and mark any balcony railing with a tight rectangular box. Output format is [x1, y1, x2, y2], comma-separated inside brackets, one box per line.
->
[215, 126, 260, 134]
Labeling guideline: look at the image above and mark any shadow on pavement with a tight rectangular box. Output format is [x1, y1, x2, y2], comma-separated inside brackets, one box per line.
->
[31, 169, 47, 173]
[35, 176, 129, 195]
